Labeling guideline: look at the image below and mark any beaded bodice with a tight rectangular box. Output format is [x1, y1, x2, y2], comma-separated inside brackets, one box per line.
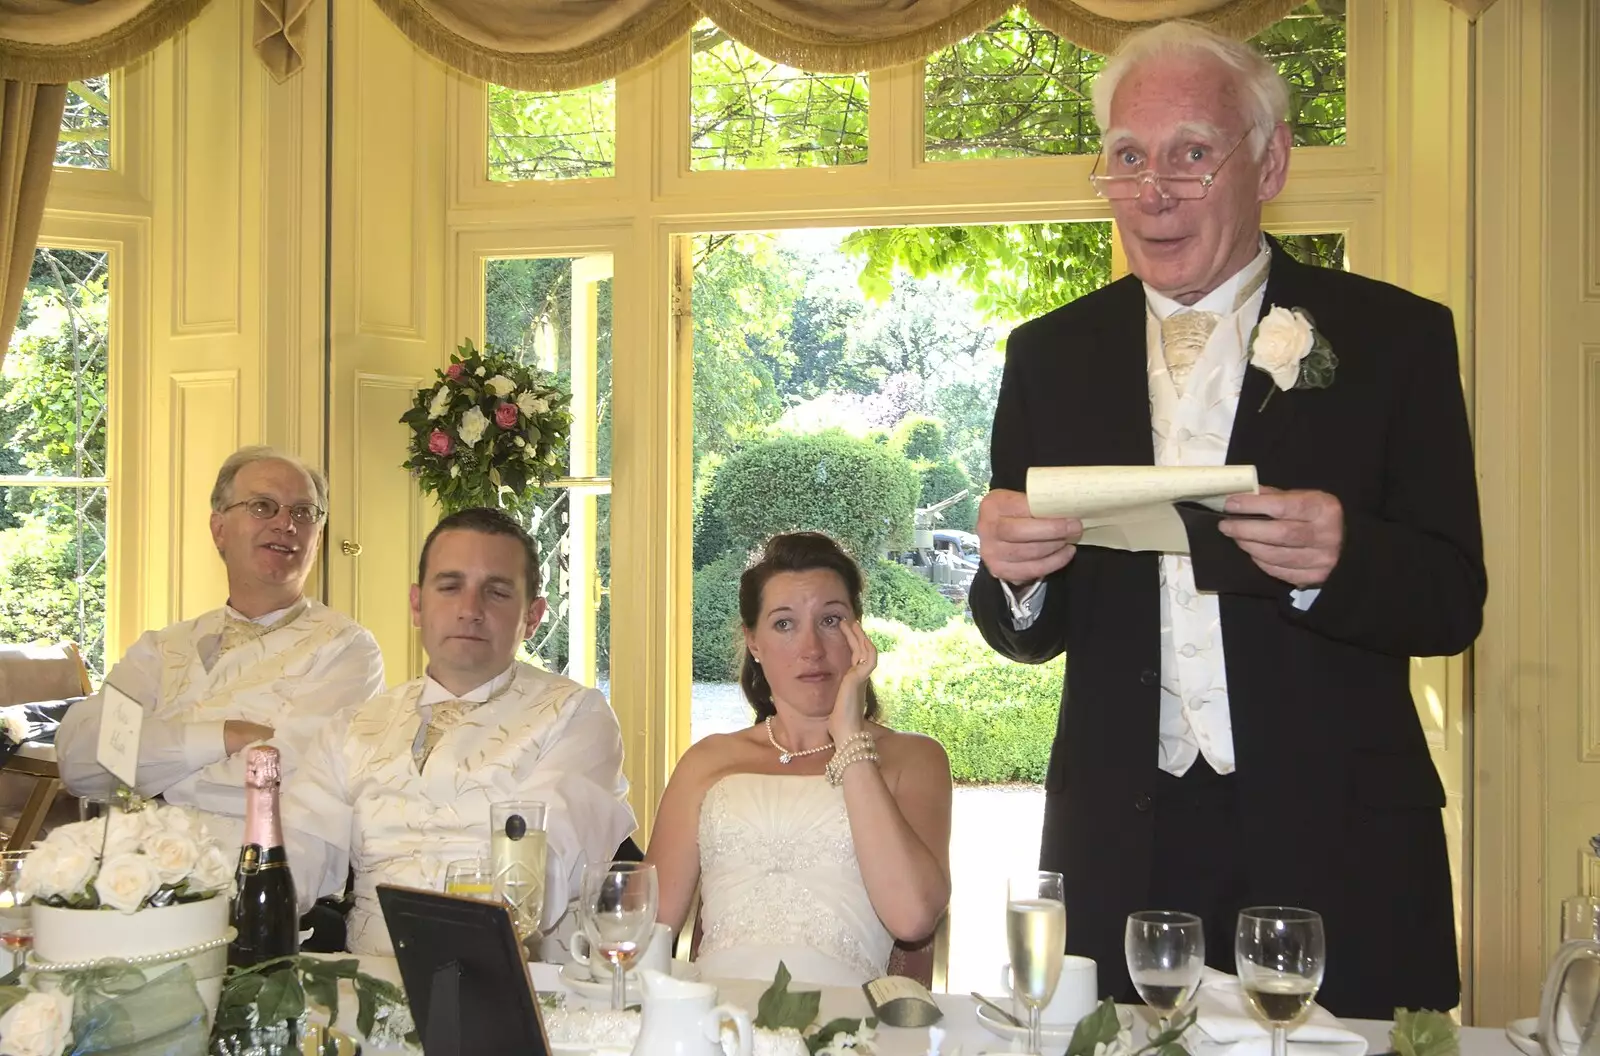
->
[696, 773, 892, 983]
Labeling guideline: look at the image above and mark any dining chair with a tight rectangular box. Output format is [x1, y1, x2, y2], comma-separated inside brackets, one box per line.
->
[0, 642, 91, 851]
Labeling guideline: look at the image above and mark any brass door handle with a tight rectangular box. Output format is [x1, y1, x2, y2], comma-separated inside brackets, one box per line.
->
[341, 540, 363, 556]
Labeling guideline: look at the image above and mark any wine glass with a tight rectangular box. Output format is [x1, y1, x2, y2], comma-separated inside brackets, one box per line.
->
[579, 861, 659, 1011]
[1235, 907, 1326, 1056]
[1126, 910, 1204, 1032]
[443, 857, 493, 899]
[1006, 872, 1067, 1055]
[491, 800, 548, 945]
[0, 852, 31, 972]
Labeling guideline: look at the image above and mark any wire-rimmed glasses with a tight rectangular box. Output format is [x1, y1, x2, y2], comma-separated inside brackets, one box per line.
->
[220, 497, 326, 526]
[1089, 131, 1251, 201]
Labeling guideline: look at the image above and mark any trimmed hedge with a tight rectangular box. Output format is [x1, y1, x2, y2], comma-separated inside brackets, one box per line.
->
[916, 457, 978, 533]
[692, 553, 745, 681]
[894, 416, 948, 462]
[866, 559, 957, 631]
[872, 617, 1061, 784]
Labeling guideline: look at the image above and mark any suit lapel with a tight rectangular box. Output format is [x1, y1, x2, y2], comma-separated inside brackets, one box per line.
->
[1226, 241, 1303, 467]
[1085, 277, 1156, 468]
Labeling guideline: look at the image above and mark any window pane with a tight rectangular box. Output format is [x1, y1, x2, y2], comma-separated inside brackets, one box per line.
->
[57, 76, 111, 170]
[488, 82, 616, 182]
[2, 249, 110, 480]
[923, 10, 1104, 161]
[1251, 2, 1347, 147]
[0, 485, 107, 675]
[1276, 232, 1347, 270]
[483, 256, 613, 478]
[690, 19, 869, 171]
[521, 489, 610, 687]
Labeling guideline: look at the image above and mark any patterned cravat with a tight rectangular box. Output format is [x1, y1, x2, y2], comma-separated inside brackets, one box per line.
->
[415, 699, 474, 768]
[217, 616, 269, 656]
[1159, 309, 1222, 392]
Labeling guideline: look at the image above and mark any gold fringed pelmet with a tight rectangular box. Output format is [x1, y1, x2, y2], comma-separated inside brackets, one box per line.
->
[0, 0, 216, 84]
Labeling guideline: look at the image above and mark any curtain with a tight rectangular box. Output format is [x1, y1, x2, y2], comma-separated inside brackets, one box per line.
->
[366, 0, 1501, 93]
[0, 80, 66, 372]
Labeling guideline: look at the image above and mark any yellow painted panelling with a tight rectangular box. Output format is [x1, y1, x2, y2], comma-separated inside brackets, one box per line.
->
[169, 371, 239, 621]
[1584, 345, 1600, 762]
[351, 373, 426, 680]
[172, 1, 244, 335]
[1587, 3, 1599, 302]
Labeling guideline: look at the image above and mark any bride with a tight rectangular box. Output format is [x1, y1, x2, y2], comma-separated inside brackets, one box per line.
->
[646, 532, 952, 986]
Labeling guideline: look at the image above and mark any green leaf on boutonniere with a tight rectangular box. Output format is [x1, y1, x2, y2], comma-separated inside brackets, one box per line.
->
[756, 961, 822, 1031]
[1065, 998, 1123, 1056]
[1391, 1009, 1459, 1056]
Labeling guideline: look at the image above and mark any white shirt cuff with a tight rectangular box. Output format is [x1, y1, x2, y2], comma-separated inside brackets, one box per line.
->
[182, 721, 230, 770]
[999, 579, 1047, 630]
[1289, 587, 1321, 611]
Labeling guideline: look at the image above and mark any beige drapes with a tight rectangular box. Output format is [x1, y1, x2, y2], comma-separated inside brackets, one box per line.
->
[0, 81, 66, 372]
[368, 0, 1502, 93]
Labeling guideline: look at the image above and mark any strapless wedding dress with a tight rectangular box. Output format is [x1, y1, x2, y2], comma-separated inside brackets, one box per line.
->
[694, 773, 892, 986]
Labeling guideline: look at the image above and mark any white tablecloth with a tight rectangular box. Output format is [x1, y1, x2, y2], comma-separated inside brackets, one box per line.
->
[331, 955, 1521, 1056]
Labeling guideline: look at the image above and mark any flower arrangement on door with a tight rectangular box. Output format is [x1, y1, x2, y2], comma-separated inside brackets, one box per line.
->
[400, 339, 574, 513]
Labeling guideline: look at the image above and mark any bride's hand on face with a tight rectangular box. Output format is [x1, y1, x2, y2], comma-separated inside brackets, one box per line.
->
[828, 618, 877, 744]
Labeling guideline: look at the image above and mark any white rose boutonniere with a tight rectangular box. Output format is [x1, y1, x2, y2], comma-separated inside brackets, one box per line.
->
[0, 990, 73, 1056]
[457, 405, 490, 447]
[1249, 305, 1337, 410]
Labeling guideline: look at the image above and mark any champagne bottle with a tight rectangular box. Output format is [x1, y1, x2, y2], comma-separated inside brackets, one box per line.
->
[228, 745, 299, 968]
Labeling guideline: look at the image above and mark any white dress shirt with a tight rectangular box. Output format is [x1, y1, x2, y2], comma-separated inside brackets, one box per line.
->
[281, 660, 635, 956]
[55, 599, 386, 828]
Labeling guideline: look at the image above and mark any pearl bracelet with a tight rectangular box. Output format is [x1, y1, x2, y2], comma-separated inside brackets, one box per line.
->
[825, 739, 880, 787]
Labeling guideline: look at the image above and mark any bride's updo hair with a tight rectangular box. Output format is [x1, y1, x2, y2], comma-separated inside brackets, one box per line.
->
[737, 532, 880, 722]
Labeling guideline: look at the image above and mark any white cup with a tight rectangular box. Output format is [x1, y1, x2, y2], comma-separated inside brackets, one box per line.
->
[572, 921, 672, 981]
[1002, 955, 1098, 1026]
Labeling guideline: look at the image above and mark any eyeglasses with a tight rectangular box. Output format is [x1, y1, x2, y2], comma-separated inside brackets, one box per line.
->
[1089, 131, 1250, 201]
[222, 497, 326, 526]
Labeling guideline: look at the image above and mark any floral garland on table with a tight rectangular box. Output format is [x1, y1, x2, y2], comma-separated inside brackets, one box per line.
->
[400, 339, 574, 514]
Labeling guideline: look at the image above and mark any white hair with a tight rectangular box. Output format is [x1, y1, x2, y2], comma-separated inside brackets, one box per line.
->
[210, 446, 329, 513]
[1091, 20, 1290, 160]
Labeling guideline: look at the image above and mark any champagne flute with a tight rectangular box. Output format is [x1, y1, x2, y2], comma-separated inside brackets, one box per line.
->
[1235, 907, 1325, 1056]
[0, 852, 30, 972]
[1007, 872, 1067, 1055]
[580, 861, 659, 1011]
[1126, 910, 1204, 1032]
[491, 800, 548, 945]
[443, 857, 493, 899]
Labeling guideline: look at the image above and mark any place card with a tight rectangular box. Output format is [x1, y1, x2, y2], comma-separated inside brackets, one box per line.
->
[95, 683, 144, 788]
[862, 975, 942, 1027]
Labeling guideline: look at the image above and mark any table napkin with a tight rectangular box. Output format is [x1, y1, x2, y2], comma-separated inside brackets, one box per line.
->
[1188, 969, 1368, 1056]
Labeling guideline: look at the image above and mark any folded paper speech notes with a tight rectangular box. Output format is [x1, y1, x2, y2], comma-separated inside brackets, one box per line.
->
[1025, 465, 1260, 554]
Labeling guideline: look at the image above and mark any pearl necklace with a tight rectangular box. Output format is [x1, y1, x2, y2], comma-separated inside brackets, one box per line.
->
[766, 717, 834, 764]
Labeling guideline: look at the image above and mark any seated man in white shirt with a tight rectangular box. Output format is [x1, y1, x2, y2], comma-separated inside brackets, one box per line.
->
[282, 506, 636, 956]
[56, 446, 386, 839]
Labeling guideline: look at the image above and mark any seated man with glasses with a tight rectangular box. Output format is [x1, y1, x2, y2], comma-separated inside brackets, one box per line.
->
[57, 446, 386, 842]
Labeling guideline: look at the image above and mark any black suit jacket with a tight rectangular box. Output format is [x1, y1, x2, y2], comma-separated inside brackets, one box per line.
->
[969, 241, 1485, 1018]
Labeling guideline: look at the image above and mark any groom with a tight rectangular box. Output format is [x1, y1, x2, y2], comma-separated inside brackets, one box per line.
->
[968, 21, 1485, 1018]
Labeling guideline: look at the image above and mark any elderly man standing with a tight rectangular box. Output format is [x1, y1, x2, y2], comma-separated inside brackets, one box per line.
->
[282, 506, 635, 956]
[57, 446, 385, 837]
[968, 22, 1484, 1017]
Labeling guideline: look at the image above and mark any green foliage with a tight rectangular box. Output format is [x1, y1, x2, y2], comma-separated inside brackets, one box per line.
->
[711, 431, 920, 560]
[690, 21, 868, 171]
[842, 222, 1114, 328]
[1068, 1002, 1195, 1056]
[866, 560, 957, 632]
[487, 81, 615, 182]
[1390, 1009, 1459, 1056]
[754, 962, 821, 1031]
[892, 416, 947, 461]
[932, 374, 999, 492]
[398, 339, 573, 513]
[692, 553, 746, 681]
[875, 618, 1061, 784]
[1252, 3, 1348, 148]
[915, 457, 978, 532]
[213, 955, 414, 1046]
[57, 76, 111, 170]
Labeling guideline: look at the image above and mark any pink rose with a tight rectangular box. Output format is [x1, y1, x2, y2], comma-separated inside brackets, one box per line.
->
[445, 363, 464, 380]
[428, 429, 454, 456]
[495, 402, 518, 429]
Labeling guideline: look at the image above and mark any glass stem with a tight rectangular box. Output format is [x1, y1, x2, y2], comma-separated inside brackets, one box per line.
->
[1272, 1024, 1288, 1056]
[612, 962, 626, 1010]
[1028, 1005, 1042, 1054]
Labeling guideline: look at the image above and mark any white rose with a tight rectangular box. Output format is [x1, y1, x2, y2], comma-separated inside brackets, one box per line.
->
[190, 843, 235, 896]
[427, 386, 453, 419]
[96, 852, 160, 913]
[18, 842, 94, 902]
[99, 812, 144, 860]
[0, 708, 28, 746]
[1250, 305, 1315, 391]
[485, 375, 517, 397]
[516, 392, 548, 417]
[0, 990, 73, 1056]
[144, 831, 200, 886]
[474, 367, 486, 377]
[457, 406, 490, 447]
[41, 819, 99, 854]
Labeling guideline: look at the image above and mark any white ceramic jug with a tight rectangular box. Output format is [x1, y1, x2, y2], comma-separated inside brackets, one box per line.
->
[633, 968, 753, 1056]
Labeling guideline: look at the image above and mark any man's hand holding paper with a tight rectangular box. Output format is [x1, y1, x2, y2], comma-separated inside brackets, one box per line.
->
[1219, 487, 1345, 588]
[975, 488, 1083, 585]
